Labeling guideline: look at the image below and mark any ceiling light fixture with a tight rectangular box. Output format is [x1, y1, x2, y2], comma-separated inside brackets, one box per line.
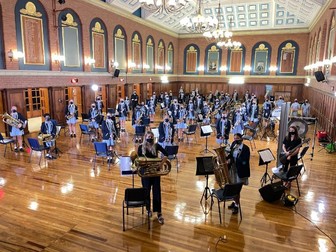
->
[139, 0, 189, 14]
[214, 16, 241, 50]
[180, 0, 218, 34]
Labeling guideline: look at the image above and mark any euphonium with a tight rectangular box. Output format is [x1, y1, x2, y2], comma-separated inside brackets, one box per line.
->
[130, 151, 171, 177]
[212, 146, 231, 188]
[2, 112, 24, 129]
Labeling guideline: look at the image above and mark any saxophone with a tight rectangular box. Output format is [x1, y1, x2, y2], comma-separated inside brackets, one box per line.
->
[130, 151, 171, 177]
[212, 146, 231, 188]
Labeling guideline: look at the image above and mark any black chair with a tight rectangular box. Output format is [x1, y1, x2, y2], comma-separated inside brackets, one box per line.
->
[122, 187, 150, 231]
[79, 124, 96, 144]
[272, 164, 303, 196]
[93, 142, 113, 170]
[27, 138, 50, 165]
[81, 113, 90, 123]
[134, 125, 146, 143]
[183, 124, 197, 144]
[242, 125, 257, 151]
[165, 145, 179, 171]
[211, 182, 244, 224]
[297, 146, 309, 174]
[0, 134, 15, 157]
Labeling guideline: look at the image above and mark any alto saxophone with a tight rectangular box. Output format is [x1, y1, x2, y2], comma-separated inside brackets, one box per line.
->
[212, 146, 231, 188]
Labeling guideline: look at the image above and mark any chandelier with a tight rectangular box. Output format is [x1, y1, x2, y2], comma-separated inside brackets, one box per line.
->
[180, 0, 218, 33]
[139, 0, 189, 14]
[216, 18, 241, 49]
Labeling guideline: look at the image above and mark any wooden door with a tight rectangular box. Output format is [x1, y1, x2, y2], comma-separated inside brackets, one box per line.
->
[51, 87, 66, 124]
[40, 88, 50, 116]
[147, 83, 152, 99]
[5, 89, 28, 134]
[117, 84, 125, 102]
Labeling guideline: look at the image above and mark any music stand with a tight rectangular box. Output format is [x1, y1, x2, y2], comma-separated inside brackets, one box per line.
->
[196, 156, 215, 214]
[258, 148, 275, 186]
[200, 125, 214, 155]
[120, 156, 137, 188]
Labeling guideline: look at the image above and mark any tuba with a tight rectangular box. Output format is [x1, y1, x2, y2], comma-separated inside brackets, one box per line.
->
[212, 146, 231, 188]
[2, 112, 24, 129]
[130, 151, 171, 177]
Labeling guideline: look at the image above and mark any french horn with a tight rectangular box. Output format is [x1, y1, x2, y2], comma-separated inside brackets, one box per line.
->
[130, 151, 171, 177]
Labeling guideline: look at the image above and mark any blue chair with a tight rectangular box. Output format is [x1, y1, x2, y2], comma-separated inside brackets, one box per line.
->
[79, 124, 96, 144]
[165, 145, 179, 172]
[0, 134, 15, 157]
[27, 138, 50, 165]
[211, 182, 244, 223]
[93, 142, 113, 170]
[123, 187, 150, 231]
[134, 125, 146, 143]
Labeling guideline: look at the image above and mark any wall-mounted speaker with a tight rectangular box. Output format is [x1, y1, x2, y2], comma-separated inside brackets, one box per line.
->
[113, 69, 120, 78]
[314, 71, 325, 82]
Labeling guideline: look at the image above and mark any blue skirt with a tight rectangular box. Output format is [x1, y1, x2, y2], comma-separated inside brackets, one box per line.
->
[67, 117, 77, 124]
[10, 127, 24, 137]
[103, 138, 114, 147]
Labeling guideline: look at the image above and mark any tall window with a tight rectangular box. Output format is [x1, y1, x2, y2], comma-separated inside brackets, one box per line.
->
[90, 19, 107, 72]
[114, 26, 127, 72]
[131, 32, 142, 73]
[157, 40, 165, 74]
[184, 44, 199, 74]
[146, 36, 154, 73]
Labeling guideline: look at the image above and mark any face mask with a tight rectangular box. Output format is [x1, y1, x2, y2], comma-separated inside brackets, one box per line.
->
[92, 106, 95, 109]
[107, 116, 112, 120]
[289, 132, 295, 135]
[70, 102, 73, 104]
[45, 116, 50, 121]
[12, 110, 17, 113]
[222, 116, 226, 119]
[235, 140, 243, 145]
[165, 119, 169, 123]
[146, 138, 154, 144]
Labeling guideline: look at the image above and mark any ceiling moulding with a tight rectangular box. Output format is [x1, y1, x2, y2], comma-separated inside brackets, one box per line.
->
[308, 0, 334, 32]
[178, 28, 310, 39]
[81, 0, 179, 38]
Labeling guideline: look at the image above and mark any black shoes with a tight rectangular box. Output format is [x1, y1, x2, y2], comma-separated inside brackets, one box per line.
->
[228, 202, 239, 214]
[157, 214, 164, 224]
[228, 202, 236, 209]
[232, 207, 239, 215]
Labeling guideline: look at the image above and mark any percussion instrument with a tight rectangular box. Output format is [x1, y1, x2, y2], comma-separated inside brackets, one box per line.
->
[288, 118, 308, 138]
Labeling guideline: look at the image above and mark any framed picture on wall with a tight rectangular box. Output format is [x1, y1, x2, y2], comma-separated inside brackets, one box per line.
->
[275, 91, 291, 101]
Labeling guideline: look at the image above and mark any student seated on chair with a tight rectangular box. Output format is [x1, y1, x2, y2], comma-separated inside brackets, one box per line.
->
[227, 133, 251, 214]
[40, 113, 57, 159]
[281, 126, 301, 173]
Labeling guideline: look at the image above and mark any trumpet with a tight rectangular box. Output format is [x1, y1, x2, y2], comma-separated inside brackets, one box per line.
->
[2, 112, 24, 129]
[130, 151, 171, 177]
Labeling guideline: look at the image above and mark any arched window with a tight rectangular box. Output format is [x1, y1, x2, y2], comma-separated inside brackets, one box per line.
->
[184, 44, 200, 74]
[251, 42, 271, 75]
[14, 0, 50, 70]
[157, 40, 165, 74]
[90, 19, 108, 72]
[276, 40, 299, 75]
[167, 43, 174, 74]
[146, 36, 154, 73]
[204, 44, 222, 75]
[58, 10, 83, 71]
[327, 16, 335, 59]
[227, 45, 245, 75]
[315, 30, 321, 63]
[113, 26, 127, 73]
[131, 32, 142, 73]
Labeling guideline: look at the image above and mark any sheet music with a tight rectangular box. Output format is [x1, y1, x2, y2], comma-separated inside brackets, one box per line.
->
[151, 128, 159, 138]
[201, 125, 213, 134]
[258, 148, 275, 163]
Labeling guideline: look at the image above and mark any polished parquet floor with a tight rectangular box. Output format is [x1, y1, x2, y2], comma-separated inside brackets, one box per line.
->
[0, 115, 335, 252]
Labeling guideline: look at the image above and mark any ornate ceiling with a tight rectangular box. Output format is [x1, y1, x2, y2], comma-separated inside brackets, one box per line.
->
[104, 0, 329, 34]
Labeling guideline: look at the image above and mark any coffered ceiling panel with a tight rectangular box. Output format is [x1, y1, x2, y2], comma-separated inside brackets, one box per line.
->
[104, 0, 328, 34]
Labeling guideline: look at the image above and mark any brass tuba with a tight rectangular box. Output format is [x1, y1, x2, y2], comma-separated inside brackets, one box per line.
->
[130, 151, 171, 177]
[2, 112, 24, 129]
[212, 146, 231, 188]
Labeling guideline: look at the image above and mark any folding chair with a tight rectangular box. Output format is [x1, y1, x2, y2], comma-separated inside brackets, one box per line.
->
[27, 138, 50, 165]
[297, 146, 309, 174]
[122, 187, 150, 231]
[183, 124, 197, 144]
[134, 125, 146, 143]
[0, 134, 15, 157]
[242, 125, 257, 151]
[93, 142, 113, 170]
[165, 145, 179, 171]
[272, 164, 303, 196]
[79, 124, 96, 144]
[81, 113, 90, 123]
[210, 182, 244, 224]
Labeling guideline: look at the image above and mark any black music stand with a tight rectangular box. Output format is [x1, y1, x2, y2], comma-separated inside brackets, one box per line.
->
[200, 125, 214, 155]
[258, 148, 275, 186]
[196, 156, 215, 214]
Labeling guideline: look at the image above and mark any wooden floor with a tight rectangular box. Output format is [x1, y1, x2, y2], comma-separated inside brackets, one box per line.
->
[0, 116, 335, 252]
